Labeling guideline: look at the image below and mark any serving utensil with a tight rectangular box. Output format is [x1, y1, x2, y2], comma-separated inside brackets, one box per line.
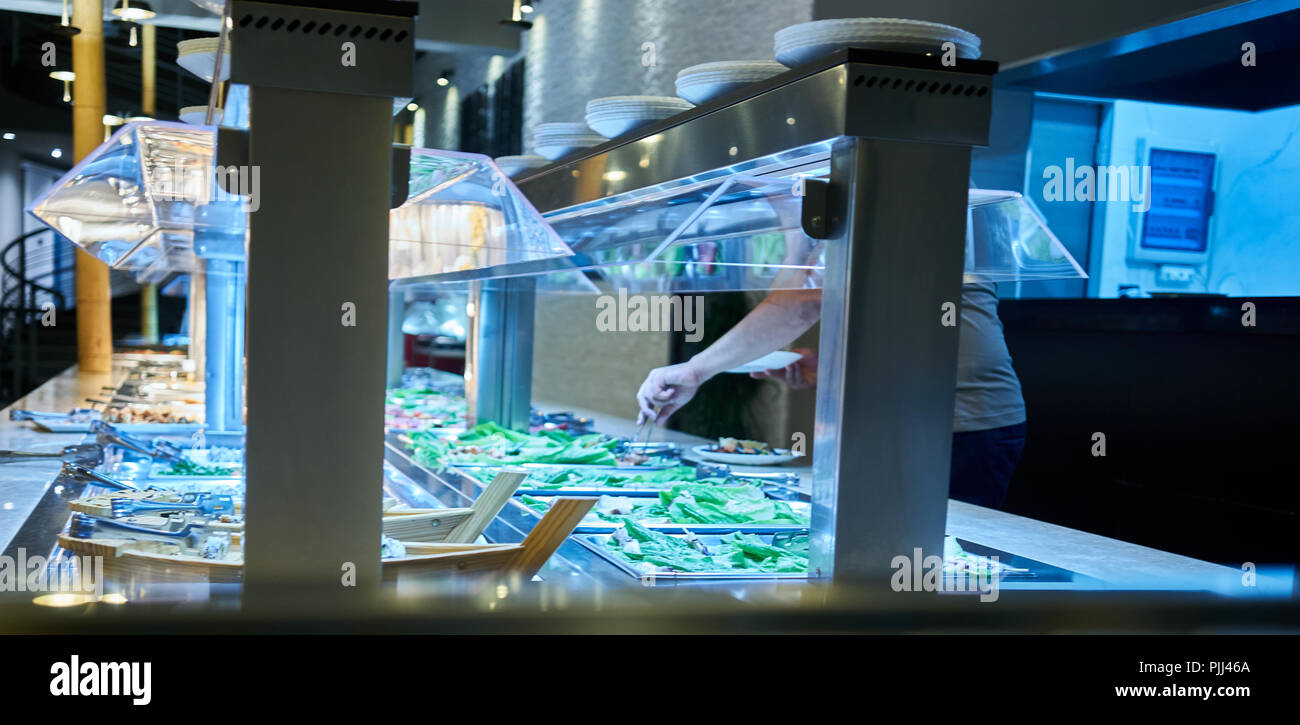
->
[92, 421, 185, 462]
[8, 407, 98, 422]
[58, 461, 162, 492]
[0, 443, 103, 466]
[110, 492, 235, 518]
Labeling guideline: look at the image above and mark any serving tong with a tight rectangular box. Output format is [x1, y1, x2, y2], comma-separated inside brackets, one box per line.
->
[694, 462, 802, 489]
[0, 443, 103, 466]
[8, 407, 98, 422]
[59, 461, 163, 492]
[91, 421, 185, 462]
[68, 512, 231, 559]
[110, 492, 235, 518]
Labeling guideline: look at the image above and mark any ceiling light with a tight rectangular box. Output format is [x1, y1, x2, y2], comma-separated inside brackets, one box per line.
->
[436, 77, 448, 87]
[102, 114, 125, 126]
[2, 132, 14, 140]
[111, 0, 155, 21]
[406, 102, 418, 111]
[520, 2, 535, 14]
[49, 70, 75, 102]
[436, 69, 454, 87]
[50, 148, 63, 159]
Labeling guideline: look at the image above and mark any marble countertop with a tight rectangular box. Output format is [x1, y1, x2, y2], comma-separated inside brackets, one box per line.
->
[0, 365, 124, 552]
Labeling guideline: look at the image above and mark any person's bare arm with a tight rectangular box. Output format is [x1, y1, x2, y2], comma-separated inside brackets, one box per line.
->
[636, 288, 822, 423]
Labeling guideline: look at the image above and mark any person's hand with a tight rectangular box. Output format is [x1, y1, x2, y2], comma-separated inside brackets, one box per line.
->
[750, 348, 818, 389]
[636, 360, 707, 425]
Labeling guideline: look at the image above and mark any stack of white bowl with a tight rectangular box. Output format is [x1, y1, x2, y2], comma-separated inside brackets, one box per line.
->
[774, 18, 981, 67]
[585, 96, 694, 139]
[674, 60, 787, 105]
[532, 122, 606, 161]
[176, 36, 231, 82]
[493, 154, 549, 177]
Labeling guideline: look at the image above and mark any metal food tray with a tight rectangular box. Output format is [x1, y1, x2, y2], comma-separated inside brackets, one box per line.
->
[513, 495, 811, 534]
[574, 531, 810, 581]
[447, 464, 713, 497]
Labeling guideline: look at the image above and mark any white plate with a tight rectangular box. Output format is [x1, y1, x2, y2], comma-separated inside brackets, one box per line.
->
[179, 106, 223, 125]
[691, 444, 802, 466]
[724, 350, 802, 374]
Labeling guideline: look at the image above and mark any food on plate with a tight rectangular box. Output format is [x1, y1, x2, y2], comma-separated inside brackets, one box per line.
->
[713, 437, 772, 455]
[384, 387, 466, 430]
[103, 405, 200, 424]
[606, 520, 809, 573]
[408, 422, 626, 467]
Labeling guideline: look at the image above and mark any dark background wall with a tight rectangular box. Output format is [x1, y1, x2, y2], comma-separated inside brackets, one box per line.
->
[999, 296, 1299, 567]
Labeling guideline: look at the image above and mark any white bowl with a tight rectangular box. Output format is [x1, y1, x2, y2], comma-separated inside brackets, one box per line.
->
[774, 18, 981, 66]
[176, 36, 231, 82]
[179, 106, 223, 125]
[534, 141, 601, 161]
[493, 154, 548, 176]
[585, 95, 692, 115]
[534, 121, 592, 135]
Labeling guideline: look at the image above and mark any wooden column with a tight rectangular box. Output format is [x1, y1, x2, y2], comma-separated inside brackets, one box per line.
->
[72, 0, 112, 371]
[139, 22, 159, 344]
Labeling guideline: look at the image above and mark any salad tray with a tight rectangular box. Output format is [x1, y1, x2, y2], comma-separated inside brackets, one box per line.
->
[513, 494, 811, 534]
[574, 530, 810, 581]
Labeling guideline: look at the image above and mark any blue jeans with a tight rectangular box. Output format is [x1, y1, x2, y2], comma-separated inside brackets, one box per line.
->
[949, 421, 1026, 509]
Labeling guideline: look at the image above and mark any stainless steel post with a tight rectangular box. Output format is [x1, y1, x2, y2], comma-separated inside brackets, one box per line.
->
[386, 286, 405, 388]
[465, 277, 535, 430]
[233, 0, 415, 605]
[810, 137, 973, 584]
[202, 258, 245, 432]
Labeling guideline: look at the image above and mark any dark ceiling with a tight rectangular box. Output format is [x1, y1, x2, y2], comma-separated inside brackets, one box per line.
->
[1, 10, 214, 133]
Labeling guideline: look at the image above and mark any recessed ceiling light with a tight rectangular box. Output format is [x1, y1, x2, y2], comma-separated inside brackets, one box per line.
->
[2, 132, 14, 140]
[50, 148, 63, 158]
[406, 102, 419, 111]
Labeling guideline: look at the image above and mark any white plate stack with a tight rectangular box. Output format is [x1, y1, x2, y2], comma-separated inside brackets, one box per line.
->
[493, 154, 549, 177]
[532, 122, 606, 161]
[585, 96, 694, 139]
[774, 18, 981, 67]
[674, 60, 787, 105]
[176, 36, 231, 82]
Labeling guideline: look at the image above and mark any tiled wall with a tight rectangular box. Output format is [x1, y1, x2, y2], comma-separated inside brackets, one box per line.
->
[520, 0, 811, 150]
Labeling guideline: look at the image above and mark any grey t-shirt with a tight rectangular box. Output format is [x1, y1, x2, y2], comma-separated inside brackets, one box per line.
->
[793, 202, 1025, 433]
[954, 281, 1025, 432]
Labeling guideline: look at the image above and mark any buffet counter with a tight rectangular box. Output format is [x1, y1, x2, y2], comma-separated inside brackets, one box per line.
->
[1, 364, 1271, 601]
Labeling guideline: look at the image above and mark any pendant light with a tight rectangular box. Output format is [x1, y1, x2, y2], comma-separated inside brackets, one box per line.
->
[112, 1, 155, 48]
